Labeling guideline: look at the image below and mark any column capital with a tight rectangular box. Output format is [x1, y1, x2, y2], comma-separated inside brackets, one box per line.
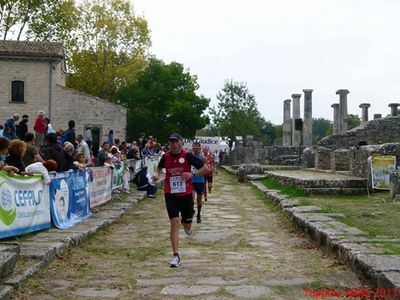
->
[359, 103, 371, 108]
[291, 94, 301, 99]
[388, 103, 400, 108]
[283, 99, 291, 103]
[336, 89, 350, 95]
[331, 103, 339, 108]
[303, 89, 313, 93]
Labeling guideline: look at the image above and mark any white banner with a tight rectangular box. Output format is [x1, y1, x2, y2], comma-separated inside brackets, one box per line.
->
[145, 156, 161, 177]
[89, 166, 112, 207]
[183, 136, 221, 153]
[0, 171, 51, 238]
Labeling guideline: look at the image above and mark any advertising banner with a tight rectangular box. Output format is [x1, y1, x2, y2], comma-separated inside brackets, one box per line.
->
[0, 171, 50, 239]
[89, 166, 112, 208]
[50, 169, 90, 229]
[370, 155, 396, 190]
[183, 136, 221, 153]
[112, 163, 124, 190]
[144, 156, 161, 177]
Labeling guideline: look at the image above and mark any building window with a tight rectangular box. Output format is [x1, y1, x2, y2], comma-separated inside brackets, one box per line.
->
[11, 80, 24, 102]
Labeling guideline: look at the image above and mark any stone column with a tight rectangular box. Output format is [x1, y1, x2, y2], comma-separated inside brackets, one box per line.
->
[336, 89, 350, 133]
[291, 94, 301, 146]
[331, 103, 340, 135]
[374, 114, 382, 119]
[389, 103, 400, 116]
[359, 103, 371, 124]
[303, 89, 313, 146]
[282, 99, 291, 146]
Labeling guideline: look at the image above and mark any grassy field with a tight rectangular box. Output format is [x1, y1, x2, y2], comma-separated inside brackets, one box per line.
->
[261, 177, 400, 240]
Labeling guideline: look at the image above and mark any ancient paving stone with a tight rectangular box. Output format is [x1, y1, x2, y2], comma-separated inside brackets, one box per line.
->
[225, 285, 274, 298]
[160, 284, 219, 296]
[192, 229, 235, 242]
[136, 277, 185, 286]
[73, 288, 120, 298]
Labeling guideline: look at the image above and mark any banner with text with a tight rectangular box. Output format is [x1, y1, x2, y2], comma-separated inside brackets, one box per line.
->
[144, 156, 161, 177]
[183, 136, 221, 153]
[50, 169, 90, 229]
[89, 166, 112, 208]
[370, 155, 396, 190]
[112, 163, 124, 191]
[0, 171, 50, 239]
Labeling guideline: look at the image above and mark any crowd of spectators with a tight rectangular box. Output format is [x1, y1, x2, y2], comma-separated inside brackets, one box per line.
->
[0, 111, 165, 189]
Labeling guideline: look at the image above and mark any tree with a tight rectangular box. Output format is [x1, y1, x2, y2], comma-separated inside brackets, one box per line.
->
[0, 0, 78, 42]
[348, 114, 361, 130]
[312, 117, 332, 143]
[210, 79, 265, 141]
[116, 58, 210, 142]
[66, 0, 151, 101]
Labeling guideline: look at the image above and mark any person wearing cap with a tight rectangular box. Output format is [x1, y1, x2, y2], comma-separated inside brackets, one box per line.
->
[152, 133, 209, 268]
[3, 113, 20, 140]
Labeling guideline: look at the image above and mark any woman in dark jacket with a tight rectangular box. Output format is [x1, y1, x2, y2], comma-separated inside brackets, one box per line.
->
[5, 140, 26, 173]
[41, 133, 75, 172]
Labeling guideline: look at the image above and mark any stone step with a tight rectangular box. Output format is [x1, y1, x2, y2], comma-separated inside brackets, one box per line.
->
[0, 244, 20, 279]
[304, 187, 367, 195]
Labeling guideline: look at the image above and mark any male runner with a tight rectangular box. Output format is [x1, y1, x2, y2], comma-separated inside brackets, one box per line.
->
[202, 146, 214, 202]
[152, 133, 208, 268]
[191, 142, 205, 223]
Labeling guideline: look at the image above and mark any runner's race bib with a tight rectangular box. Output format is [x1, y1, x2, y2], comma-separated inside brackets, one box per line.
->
[170, 176, 186, 193]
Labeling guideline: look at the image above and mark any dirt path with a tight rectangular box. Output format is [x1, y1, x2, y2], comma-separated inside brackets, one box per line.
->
[14, 171, 364, 299]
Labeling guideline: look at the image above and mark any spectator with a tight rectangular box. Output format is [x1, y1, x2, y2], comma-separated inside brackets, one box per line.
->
[133, 166, 157, 198]
[84, 125, 93, 149]
[22, 132, 44, 166]
[108, 129, 114, 147]
[5, 139, 26, 172]
[25, 159, 57, 185]
[73, 152, 86, 169]
[127, 141, 140, 160]
[95, 142, 110, 166]
[0, 137, 18, 173]
[64, 142, 75, 158]
[76, 134, 90, 163]
[45, 118, 55, 134]
[110, 146, 120, 164]
[64, 120, 76, 148]
[34, 110, 47, 149]
[91, 141, 99, 158]
[3, 113, 20, 140]
[16, 114, 29, 139]
[41, 133, 74, 172]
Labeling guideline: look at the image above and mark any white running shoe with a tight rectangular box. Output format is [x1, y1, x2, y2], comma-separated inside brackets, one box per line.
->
[170, 255, 180, 268]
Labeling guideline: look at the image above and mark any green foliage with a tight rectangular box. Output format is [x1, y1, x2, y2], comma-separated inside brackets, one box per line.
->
[210, 79, 265, 142]
[261, 177, 307, 198]
[312, 117, 332, 143]
[116, 57, 210, 142]
[0, 0, 79, 41]
[66, 0, 151, 101]
[348, 113, 361, 130]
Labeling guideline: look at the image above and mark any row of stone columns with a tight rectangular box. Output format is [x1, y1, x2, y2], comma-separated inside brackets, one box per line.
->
[282, 89, 313, 147]
[331, 100, 400, 133]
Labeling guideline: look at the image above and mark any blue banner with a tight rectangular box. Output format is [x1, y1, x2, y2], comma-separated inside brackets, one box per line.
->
[50, 169, 90, 229]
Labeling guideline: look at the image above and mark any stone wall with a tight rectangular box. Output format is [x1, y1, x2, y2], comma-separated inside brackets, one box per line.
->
[350, 143, 400, 178]
[315, 147, 331, 170]
[331, 149, 350, 171]
[54, 85, 127, 142]
[318, 116, 400, 150]
[0, 59, 63, 128]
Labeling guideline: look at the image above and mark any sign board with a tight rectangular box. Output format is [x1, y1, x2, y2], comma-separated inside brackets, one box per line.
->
[370, 155, 396, 190]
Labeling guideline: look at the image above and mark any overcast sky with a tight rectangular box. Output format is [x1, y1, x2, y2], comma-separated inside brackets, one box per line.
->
[133, 0, 400, 125]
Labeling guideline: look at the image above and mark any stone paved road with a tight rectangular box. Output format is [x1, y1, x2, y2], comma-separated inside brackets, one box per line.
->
[14, 171, 364, 299]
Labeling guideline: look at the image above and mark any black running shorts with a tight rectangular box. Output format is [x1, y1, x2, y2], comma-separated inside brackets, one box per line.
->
[165, 193, 194, 223]
[205, 176, 213, 183]
[192, 182, 205, 195]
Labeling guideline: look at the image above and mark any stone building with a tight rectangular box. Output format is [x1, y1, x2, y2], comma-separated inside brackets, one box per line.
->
[0, 40, 127, 145]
